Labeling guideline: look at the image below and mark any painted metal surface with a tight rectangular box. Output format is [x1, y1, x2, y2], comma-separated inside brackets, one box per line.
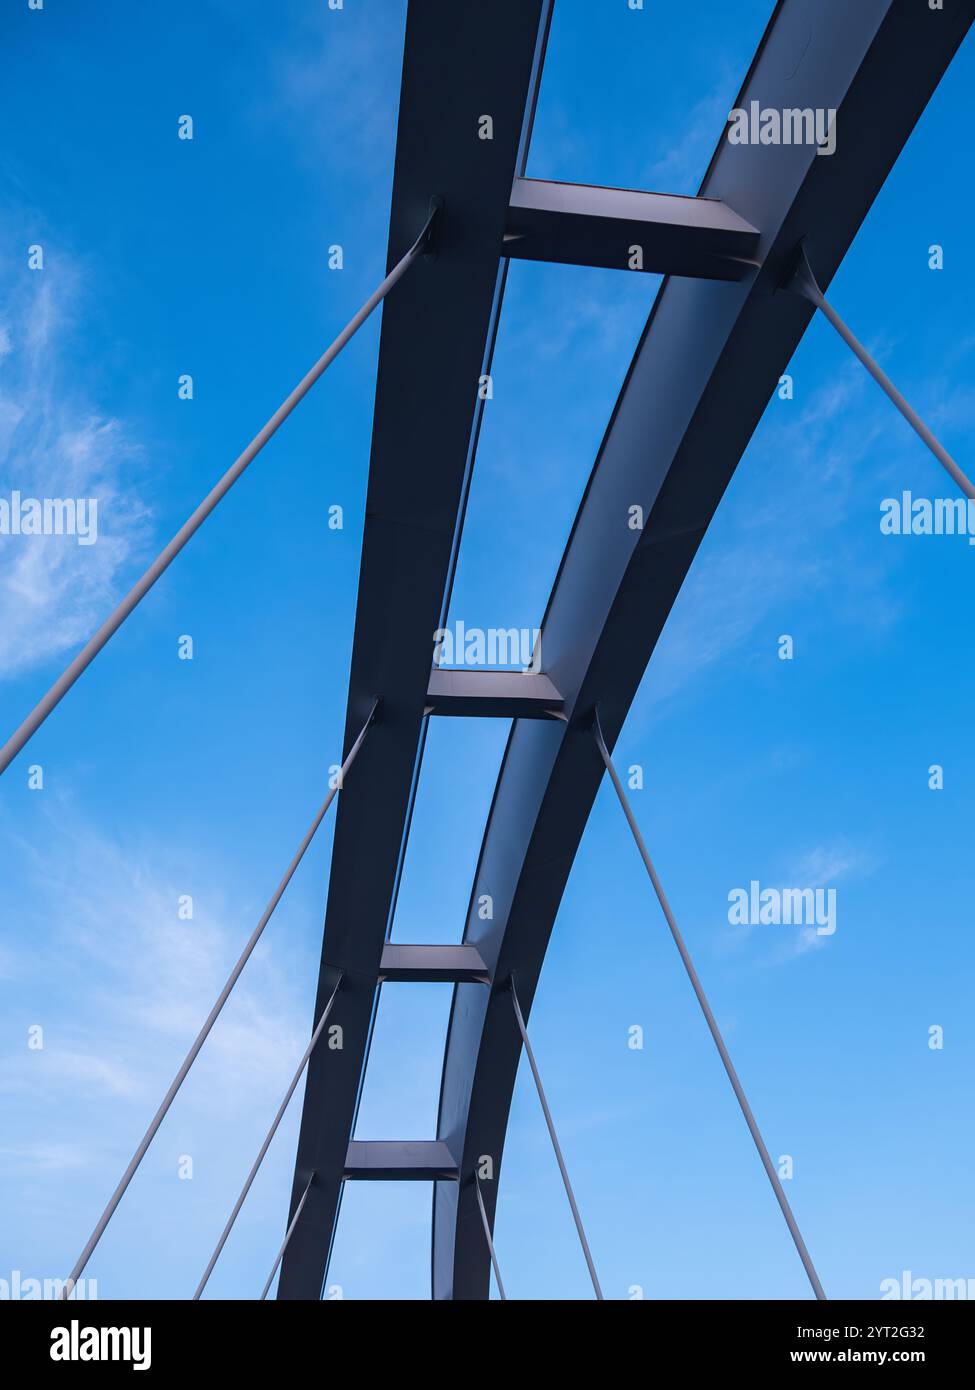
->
[379, 944, 490, 985]
[432, 0, 974, 1299]
[505, 176, 759, 280]
[344, 1141, 459, 1182]
[278, 0, 548, 1300]
[426, 668, 563, 719]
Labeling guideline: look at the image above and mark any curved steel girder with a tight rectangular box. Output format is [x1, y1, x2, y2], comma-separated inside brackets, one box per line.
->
[432, 0, 975, 1300]
[277, 0, 549, 1300]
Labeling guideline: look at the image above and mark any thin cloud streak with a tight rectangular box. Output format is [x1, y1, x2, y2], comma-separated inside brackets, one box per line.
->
[0, 259, 152, 681]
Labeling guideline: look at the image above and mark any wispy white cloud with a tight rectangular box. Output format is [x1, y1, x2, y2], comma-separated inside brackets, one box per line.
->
[0, 265, 152, 681]
[0, 787, 433, 1293]
[790, 925, 827, 957]
[1, 1049, 143, 1103]
[786, 843, 875, 886]
[260, 2, 406, 188]
[0, 801, 312, 1192]
[642, 71, 739, 195]
[0, 1143, 89, 1177]
[716, 838, 878, 967]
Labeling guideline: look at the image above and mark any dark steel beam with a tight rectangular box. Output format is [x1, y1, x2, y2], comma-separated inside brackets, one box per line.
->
[433, 0, 975, 1300]
[505, 176, 760, 281]
[379, 944, 490, 985]
[344, 1141, 459, 1182]
[278, 0, 548, 1300]
[426, 668, 563, 719]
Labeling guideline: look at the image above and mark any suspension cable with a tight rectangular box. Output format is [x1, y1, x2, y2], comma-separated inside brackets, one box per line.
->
[790, 246, 974, 501]
[194, 973, 344, 1299]
[473, 1174, 507, 1301]
[59, 702, 377, 1299]
[0, 206, 437, 779]
[593, 710, 826, 1300]
[510, 976, 603, 1300]
[261, 1173, 315, 1302]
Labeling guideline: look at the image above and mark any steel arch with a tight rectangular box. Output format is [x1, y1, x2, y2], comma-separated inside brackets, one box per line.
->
[431, 0, 974, 1299]
[277, 0, 551, 1299]
[277, 0, 974, 1300]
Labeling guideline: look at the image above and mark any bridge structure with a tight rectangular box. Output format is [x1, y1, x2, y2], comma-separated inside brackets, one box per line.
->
[4, 0, 972, 1301]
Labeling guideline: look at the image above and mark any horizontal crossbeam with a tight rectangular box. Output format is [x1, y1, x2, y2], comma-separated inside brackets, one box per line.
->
[426, 668, 563, 719]
[503, 176, 760, 280]
[344, 1141, 459, 1182]
[379, 943, 490, 984]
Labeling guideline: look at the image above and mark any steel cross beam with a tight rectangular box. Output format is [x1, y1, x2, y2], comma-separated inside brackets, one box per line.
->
[378, 944, 490, 985]
[432, 0, 974, 1300]
[344, 1141, 459, 1182]
[277, 0, 549, 1300]
[426, 668, 564, 720]
[504, 176, 760, 281]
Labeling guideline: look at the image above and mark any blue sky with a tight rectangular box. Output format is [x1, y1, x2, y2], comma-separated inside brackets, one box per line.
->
[1, 0, 973, 1301]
